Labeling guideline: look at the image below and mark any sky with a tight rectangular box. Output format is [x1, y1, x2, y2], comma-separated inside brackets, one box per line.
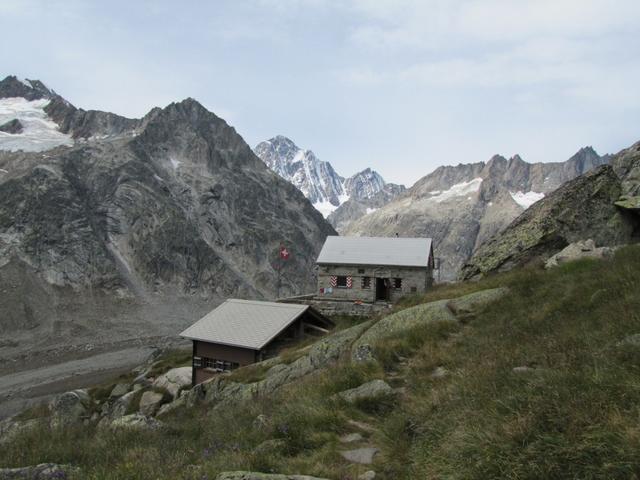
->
[1, 0, 639, 186]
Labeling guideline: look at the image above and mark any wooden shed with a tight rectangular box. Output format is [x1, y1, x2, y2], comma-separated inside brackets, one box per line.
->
[180, 299, 334, 385]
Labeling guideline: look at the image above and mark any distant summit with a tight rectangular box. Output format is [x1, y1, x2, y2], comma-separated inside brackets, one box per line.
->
[254, 135, 404, 219]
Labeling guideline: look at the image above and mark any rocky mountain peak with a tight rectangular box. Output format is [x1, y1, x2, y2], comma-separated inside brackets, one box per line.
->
[254, 136, 402, 219]
[0, 75, 59, 101]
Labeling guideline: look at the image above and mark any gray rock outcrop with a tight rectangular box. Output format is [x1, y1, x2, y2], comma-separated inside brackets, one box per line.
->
[545, 239, 614, 268]
[49, 390, 91, 426]
[138, 391, 164, 416]
[0, 119, 23, 134]
[0, 463, 76, 479]
[107, 413, 163, 430]
[336, 380, 393, 403]
[340, 447, 379, 464]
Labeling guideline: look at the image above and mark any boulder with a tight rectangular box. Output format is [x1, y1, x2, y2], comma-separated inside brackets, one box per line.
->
[545, 239, 613, 268]
[340, 447, 379, 464]
[106, 390, 137, 419]
[616, 334, 640, 348]
[431, 367, 448, 378]
[0, 463, 77, 479]
[336, 380, 393, 404]
[253, 439, 286, 456]
[152, 367, 192, 398]
[358, 472, 376, 480]
[49, 390, 91, 426]
[156, 394, 187, 417]
[138, 391, 164, 416]
[108, 413, 163, 431]
[109, 383, 130, 398]
[339, 433, 363, 443]
[216, 473, 329, 480]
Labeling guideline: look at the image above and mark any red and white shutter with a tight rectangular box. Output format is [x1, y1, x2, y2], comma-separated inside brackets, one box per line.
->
[346, 276, 353, 288]
[330, 276, 337, 287]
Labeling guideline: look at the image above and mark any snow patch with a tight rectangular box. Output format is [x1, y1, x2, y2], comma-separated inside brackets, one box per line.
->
[169, 158, 181, 170]
[365, 207, 378, 215]
[429, 178, 482, 203]
[313, 200, 340, 218]
[0, 97, 73, 152]
[510, 191, 545, 209]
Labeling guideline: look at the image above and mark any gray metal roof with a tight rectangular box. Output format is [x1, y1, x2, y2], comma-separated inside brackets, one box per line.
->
[316, 236, 433, 268]
[180, 299, 310, 350]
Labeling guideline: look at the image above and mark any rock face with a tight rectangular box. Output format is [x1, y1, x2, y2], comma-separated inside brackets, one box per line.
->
[0, 76, 335, 355]
[345, 148, 609, 281]
[254, 136, 404, 220]
[545, 239, 614, 268]
[461, 142, 640, 279]
[49, 390, 91, 426]
[0, 119, 23, 134]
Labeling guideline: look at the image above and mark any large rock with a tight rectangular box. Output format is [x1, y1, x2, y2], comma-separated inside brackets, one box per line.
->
[336, 380, 393, 404]
[107, 413, 163, 431]
[351, 288, 507, 361]
[49, 389, 91, 426]
[216, 473, 329, 480]
[340, 447, 379, 464]
[109, 383, 130, 399]
[152, 367, 192, 398]
[105, 390, 137, 419]
[0, 463, 77, 479]
[0, 118, 24, 134]
[544, 239, 613, 268]
[138, 391, 164, 416]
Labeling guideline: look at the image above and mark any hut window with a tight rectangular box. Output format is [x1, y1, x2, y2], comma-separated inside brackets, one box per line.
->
[202, 357, 239, 373]
[361, 276, 371, 289]
[336, 276, 348, 288]
[411, 286, 417, 293]
[193, 356, 202, 367]
[358, 268, 365, 274]
[393, 278, 402, 289]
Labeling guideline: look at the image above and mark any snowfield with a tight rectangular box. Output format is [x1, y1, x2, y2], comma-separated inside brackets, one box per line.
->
[510, 190, 545, 209]
[429, 178, 483, 203]
[0, 97, 73, 152]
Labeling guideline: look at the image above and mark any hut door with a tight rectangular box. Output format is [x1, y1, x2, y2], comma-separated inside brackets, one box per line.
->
[376, 278, 389, 301]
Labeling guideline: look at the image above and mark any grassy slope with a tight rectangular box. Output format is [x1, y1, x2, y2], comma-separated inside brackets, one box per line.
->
[2, 246, 640, 479]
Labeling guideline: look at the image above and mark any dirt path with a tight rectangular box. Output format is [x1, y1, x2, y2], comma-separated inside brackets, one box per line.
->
[0, 346, 157, 419]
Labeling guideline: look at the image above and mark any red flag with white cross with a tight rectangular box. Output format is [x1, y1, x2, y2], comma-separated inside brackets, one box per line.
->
[279, 245, 290, 260]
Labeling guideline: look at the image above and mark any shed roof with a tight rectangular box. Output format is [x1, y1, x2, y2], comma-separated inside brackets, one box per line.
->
[180, 299, 314, 350]
[316, 236, 433, 268]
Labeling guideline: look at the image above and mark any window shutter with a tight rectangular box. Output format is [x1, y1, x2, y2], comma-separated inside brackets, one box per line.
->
[346, 276, 353, 288]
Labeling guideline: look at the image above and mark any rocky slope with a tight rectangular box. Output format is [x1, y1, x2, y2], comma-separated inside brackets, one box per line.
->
[254, 136, 404, 221]
[345, 148, 609, 280]
[461, 141, 640, 279]
[0, 76, 335, 363]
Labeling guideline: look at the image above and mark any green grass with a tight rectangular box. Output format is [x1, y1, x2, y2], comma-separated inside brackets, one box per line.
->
[2, 246, 640, 479]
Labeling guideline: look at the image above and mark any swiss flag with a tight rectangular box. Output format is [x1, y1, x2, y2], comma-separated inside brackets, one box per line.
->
[279, 245, 290, 260]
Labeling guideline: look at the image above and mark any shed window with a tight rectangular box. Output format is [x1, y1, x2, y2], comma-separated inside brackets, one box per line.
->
[357, 268, 365, 274]
[201, 357, 239, 373]
[410, 286, 417, 293]
[361, 276, 371, 289]
[336, 276, 348, 288]
[393, 278, 402, 289]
